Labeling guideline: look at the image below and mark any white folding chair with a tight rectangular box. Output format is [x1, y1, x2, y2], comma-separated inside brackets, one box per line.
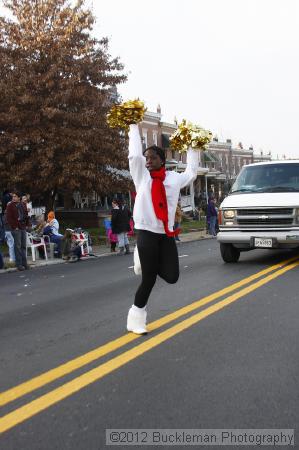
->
[43, 235, 55, 258]
[26, 232, 48, 262]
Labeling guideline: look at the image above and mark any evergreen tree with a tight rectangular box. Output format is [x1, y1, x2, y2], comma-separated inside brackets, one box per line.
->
[0, 0, 130, 208]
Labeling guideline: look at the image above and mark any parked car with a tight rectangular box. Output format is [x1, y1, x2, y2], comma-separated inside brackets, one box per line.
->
[217, 160, 299, 262]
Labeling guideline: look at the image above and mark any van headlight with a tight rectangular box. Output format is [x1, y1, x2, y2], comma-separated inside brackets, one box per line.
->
[223, 210, 236, 219]
[220, 209, 237, 226]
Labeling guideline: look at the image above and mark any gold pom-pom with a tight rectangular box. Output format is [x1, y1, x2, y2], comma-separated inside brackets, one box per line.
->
[169, 120, 191, 152]
[107, 99, 147, 130]
[170, 119, 213, 152]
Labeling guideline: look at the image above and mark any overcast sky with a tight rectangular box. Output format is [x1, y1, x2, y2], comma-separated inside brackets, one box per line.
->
[89, 0, 299, 159]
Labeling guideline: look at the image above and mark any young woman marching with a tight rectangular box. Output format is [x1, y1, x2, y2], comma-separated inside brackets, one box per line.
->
[126, 124, 199, 334]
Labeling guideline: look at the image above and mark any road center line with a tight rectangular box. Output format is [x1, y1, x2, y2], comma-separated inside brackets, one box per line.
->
[0, 259, 298, 434]
[0, 255, 298, 409]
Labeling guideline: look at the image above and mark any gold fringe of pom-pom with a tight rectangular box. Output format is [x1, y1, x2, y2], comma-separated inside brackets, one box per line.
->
[107, 99, 147, 131]
[170, 119, 213, 152]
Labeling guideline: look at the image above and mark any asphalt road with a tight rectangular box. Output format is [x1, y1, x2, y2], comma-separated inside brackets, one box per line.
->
[0, 240, 298, 449]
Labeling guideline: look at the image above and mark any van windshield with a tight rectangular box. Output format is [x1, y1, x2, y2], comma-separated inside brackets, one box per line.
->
[231, 164, 299, 194]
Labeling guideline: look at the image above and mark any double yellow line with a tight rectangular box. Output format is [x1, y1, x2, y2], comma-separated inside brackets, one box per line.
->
[0, 255, 299, 434]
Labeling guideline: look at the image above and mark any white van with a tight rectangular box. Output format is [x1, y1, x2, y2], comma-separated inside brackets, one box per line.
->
[217, 160, 299, 262]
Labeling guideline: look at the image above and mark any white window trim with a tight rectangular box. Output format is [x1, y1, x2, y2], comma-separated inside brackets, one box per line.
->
[142, 128, 148, 148]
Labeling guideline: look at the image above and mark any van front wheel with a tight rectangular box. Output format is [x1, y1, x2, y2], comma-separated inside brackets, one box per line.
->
[220, 243, 240, 263]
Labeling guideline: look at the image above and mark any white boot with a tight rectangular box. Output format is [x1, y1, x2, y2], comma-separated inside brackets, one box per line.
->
[133, 245, 142, 275]
[127, 305, 147, 334]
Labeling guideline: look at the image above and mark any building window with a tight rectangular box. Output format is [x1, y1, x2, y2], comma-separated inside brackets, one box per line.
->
[153, 131, 158, 146]
[142, 129, 148, 148]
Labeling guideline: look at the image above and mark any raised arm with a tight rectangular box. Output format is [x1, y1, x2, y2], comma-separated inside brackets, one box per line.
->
[128, 124, 149, 190]
[178, 148, 199, 188]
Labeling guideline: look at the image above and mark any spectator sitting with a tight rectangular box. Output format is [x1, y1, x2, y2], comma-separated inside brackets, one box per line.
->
[43, 211, 63, 257]
[32, 214, 46, 237]
[61, 229, 82, 262]
[45, 211, 62, 235]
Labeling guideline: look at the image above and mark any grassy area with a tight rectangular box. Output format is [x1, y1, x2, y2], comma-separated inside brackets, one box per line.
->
[180, 218, 206, 233]
[85, 226, 106, 246]
[0, 243, 7, 256]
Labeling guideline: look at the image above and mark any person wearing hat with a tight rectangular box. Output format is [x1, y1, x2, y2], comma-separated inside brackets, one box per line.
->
[126, 124, 199, 334]
[43, 211, 63, 257]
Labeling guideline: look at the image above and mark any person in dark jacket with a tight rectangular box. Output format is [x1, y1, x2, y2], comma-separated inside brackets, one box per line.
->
[207, 197, 218, 237]
[5, 191, 30, 270]
[0, 213, 5, 245]
[2, 189, 16, 263]
[1, 190, 12, 213]
[0, 249, 3, 269]
[111, 199, 131, 255]
[0, 213, 4, 269]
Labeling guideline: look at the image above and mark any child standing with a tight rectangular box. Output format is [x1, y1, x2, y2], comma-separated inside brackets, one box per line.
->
[108, 228, 118, 252]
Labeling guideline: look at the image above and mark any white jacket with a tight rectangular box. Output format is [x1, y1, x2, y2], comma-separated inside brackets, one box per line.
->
[128, 124, 199, 234]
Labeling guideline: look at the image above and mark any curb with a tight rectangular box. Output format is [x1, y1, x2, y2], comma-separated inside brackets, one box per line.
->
[0, 252, 123, 274]
[0, 233, 213, 273]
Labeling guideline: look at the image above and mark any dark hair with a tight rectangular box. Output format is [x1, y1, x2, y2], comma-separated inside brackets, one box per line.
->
[64, 229, 73, 239]
[143, 145, 166, 165]
[12, 190, 21, 198]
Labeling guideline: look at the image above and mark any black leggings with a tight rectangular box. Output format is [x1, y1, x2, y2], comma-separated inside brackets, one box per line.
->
[134, 230, 179, 308]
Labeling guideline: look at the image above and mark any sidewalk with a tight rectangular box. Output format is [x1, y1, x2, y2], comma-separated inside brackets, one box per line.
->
[93, 229, 211, 255]
[0, 229, 212, 273]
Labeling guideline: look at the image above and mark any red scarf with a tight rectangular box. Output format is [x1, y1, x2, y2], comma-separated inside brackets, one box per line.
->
[150, 167, 180, 237]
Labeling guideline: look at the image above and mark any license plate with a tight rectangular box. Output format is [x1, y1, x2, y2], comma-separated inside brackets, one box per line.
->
[254, 238, 273, 248]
